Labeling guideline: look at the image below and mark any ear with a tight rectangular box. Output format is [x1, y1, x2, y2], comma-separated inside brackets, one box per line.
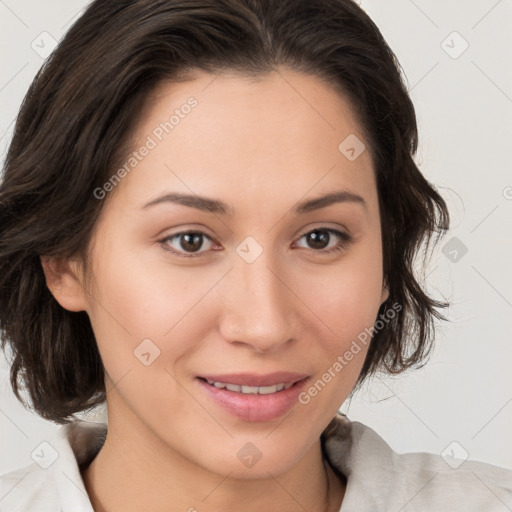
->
[40, 255, 89, 312]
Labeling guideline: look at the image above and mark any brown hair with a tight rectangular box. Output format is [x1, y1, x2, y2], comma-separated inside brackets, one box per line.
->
[0, 0, 449, 424]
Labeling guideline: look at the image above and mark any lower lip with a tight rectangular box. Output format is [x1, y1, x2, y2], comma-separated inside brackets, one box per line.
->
[195, 377, 310, 422]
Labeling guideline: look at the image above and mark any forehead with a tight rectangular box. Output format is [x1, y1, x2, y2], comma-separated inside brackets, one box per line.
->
[105, 68, 377, 216]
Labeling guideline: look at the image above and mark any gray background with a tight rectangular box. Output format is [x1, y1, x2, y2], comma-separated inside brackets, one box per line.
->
[1, 0, 511, 475]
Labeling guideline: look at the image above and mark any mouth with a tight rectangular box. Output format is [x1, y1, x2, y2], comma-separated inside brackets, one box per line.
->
[195, 373, 310, 422]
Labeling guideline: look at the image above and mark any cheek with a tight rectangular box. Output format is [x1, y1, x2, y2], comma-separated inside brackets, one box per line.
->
[84, 238, 231, 384]
[88, 237, 209, 336]
[83, 250, 204, 417]
[297, 237, 384, 338]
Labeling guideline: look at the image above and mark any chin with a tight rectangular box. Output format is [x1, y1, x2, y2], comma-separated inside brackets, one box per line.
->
[193, 435, 311, 480]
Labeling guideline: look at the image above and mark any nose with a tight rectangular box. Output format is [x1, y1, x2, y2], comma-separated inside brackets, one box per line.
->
[217, 252, 296, 354]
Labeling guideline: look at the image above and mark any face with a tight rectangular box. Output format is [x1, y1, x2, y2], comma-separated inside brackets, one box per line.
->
[49, 68, 388, 478]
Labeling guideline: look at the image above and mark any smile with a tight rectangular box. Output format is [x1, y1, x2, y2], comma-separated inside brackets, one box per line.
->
[203, 378, 295, 394]
[195, 373, 310, 422]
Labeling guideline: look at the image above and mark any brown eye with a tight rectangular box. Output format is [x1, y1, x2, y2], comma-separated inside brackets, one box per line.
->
[295, 228, 353, 254]
[161, 231, 214, 257]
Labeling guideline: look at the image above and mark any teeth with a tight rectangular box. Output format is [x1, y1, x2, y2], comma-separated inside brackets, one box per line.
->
[205, 379, 294, 394]
[241, 385, 260, 394]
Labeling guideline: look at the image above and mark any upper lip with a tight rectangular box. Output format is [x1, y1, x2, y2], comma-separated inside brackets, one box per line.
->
[198, 372, 309, 387]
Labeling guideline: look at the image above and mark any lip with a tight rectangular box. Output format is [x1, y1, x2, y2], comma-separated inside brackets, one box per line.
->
[195, 373, 310, 422]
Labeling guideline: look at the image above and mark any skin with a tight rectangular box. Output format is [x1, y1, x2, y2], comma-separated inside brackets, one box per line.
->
[42, 68, 388, 512]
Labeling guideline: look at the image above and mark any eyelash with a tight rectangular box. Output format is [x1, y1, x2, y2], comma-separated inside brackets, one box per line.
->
[158, 228, 353, 259]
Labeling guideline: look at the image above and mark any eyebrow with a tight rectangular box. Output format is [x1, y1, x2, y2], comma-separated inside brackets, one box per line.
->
[142, 189, 367, 215]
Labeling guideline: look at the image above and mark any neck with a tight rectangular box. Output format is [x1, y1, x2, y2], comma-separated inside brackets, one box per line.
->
[81, 419, 345, 512]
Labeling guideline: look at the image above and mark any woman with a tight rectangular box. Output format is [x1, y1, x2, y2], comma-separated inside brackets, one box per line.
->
[0, 0, 510, 510]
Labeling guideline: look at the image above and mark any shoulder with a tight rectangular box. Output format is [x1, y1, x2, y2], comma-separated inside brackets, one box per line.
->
[0, 421, 105, 512]
[0, 462, 57, 512]
[322, 413, 512, 511]
[388, 444, 512, 510]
